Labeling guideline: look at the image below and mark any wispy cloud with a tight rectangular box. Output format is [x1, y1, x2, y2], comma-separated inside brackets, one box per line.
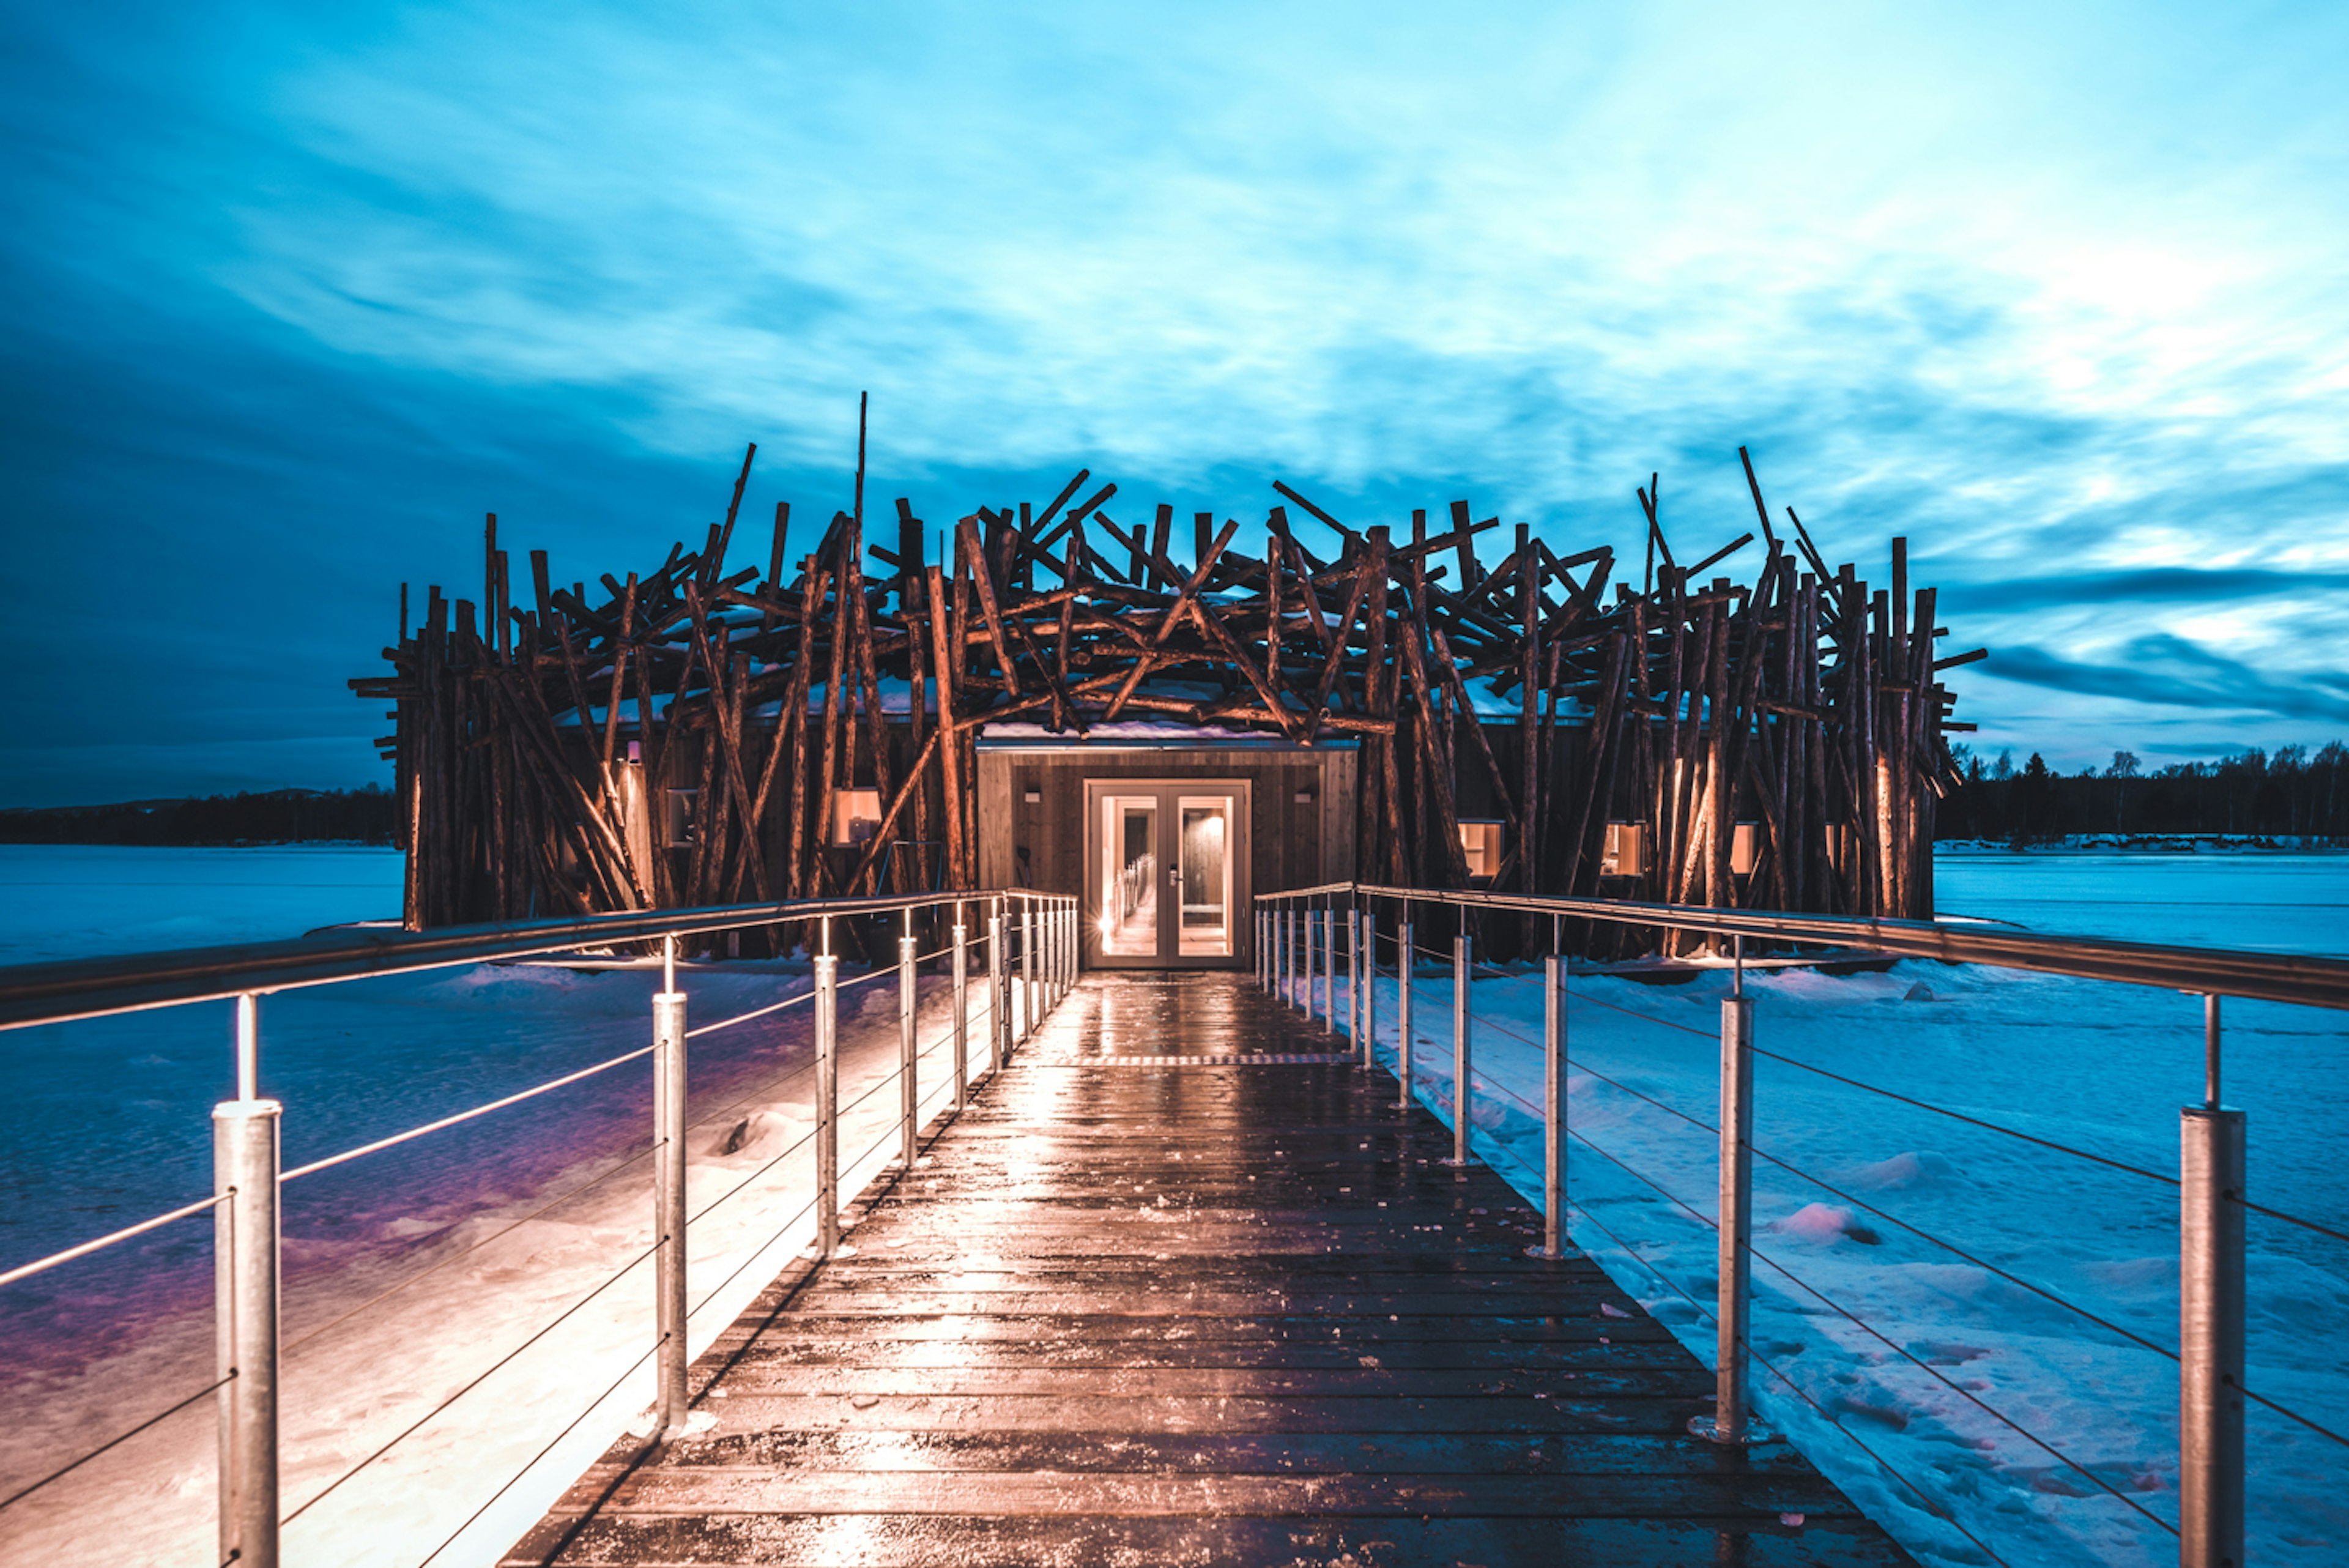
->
[1986, 637, 2349, 726]
[2, 1, 2347, 801]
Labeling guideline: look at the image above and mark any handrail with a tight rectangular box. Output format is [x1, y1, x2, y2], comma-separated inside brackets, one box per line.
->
[7, 883, 1078, 1567]
[1258, 881, 2349, 1011]
[0, 888, 1046, 1031]
[1252, 881, 2328, 1568]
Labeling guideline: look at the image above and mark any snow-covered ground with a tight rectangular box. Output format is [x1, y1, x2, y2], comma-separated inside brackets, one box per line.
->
[0, 845, 1028, 1566]
[1283, 851, 2349, 1567]
[2, 845, 2342, 1566]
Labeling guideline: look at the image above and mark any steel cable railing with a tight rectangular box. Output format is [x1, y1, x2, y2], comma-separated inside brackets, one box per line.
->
[1461, 976, 2349, 1494]
[280, 1043, 658, 1184]
[1398, 994, 2030, 1566]
[0, 1192, 229, 1290]
[1554, 1181, 2022, 1568]
[1258, 881, 2349, 1568]
[684, 983, 815, 1039]
[0, 887, 1077, 1567]
[289, 956, 1026, 1532]
[288, 976, 874, 1358]
[412, 1329, 663, 1568]
[0, 1375, 234, 1514]
[1451, 1032, 2183, 1536]
[1474, 949, 2227, 1196]
[1452, 948, 2349, 1260]
[284, 1137, 660, 1357]
[1446, 979, 2190, 1354]
[1512, 962, 2349, 1244]
[416, 993, 1004, 1568]
[279, 1233, 667, 1526]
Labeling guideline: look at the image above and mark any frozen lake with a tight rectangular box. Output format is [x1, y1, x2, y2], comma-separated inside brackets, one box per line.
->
[0, 844, 2342, 1566]
[1934, 848, 2349, 953]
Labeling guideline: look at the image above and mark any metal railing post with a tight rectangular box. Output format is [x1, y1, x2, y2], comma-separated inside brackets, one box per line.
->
[1347, 906, 1362, 1061]
[1020, 901, 1036, 1041]
[1307, 907, 1321, 1022]
[1711, 987, 1756, 1443]
[987, 908, 1006, 1072]
[1306, 905, 1319, 1022]
[952, 914, 970, 1110]
[1319, 907, 1335, 1027]
[1531, 952, 1566, 1259]
[814, 943, 839, 1258]
[899, 931, 918, 1169]
[1445, 934, 1471, 1166]
[212, 1044, 280, 1568]
[1360, 910, 1377, 1071]
[1287, 907, 1306, 1006]
[1396, 919, 1414, 1110]
[2182, 994, 2244, 1568]
[652, 971, 688, 1429]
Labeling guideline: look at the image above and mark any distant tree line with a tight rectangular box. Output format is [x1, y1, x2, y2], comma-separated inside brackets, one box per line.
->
[1939, 744, 2347, 844]
[0, 786, 396, 846]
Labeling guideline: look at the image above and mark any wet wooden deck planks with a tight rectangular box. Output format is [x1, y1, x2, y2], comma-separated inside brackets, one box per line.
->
[507, 972, 1915, 1567]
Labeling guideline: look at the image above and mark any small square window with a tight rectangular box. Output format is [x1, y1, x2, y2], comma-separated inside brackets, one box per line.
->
[1457, 820, 1505, 880]
[1732, 822, 1763, 877]
[665, 789, 699, 848]
[830, 788, 883, 847]
[1601, 820, 1646, 877]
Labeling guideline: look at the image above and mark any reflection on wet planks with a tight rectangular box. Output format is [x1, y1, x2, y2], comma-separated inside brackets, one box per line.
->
[507, 972, 1915, 1568]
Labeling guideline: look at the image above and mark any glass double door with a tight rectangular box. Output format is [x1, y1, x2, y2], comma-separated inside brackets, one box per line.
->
[1086, 781, 1248, 967]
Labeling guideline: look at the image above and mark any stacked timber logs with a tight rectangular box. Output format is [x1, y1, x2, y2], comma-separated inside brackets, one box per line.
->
[354, 437, 1978, 951]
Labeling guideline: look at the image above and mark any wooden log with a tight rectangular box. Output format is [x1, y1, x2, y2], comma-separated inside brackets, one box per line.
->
[1516, 524, 1539, 894]
[926, 565, 967, 891]
[1102, 519, 1239, 721]
[955, 514, 1022, 695]
[783, 560, 826, 901]
[811, 542, 850, 898]
[1428, 625, 1520, 846]
[600, 573, 637, 773]
[1556, 632, 1626, 898]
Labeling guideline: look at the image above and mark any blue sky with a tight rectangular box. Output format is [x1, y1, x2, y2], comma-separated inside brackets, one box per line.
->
[4, 1, 2346, 806]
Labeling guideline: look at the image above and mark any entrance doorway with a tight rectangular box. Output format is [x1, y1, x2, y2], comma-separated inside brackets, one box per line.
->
[1084, 779, 1250, 968]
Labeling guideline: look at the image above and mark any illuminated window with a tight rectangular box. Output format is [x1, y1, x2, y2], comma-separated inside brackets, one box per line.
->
[1732, 822, 1763, 877]
[1600, 821, 1646, 877]
[1458, 820, 1505, 881]
[829, 788, 883, 847]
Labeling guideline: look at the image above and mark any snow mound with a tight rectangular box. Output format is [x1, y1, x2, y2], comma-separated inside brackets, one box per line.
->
[1847, 1151, 1964, 1191]
[1772, 1202, 1863, 1244]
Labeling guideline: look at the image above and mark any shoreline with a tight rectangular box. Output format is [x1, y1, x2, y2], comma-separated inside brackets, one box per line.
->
[1936, 834, 2343, 855]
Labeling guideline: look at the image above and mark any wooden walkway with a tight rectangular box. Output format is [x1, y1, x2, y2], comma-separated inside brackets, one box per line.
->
[508, 972, 1914, 1567]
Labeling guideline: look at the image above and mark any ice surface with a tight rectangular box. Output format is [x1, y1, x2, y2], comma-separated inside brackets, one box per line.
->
[0, 847, 1025, 1566]
[4, 847, 2343, 1566]
[1284, 850, 2349, 1567]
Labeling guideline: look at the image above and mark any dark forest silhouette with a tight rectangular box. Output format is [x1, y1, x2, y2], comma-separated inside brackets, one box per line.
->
[2, 749, 2342, 851]
[0, 786, 396, 846]
[1939, 743, 2347, 844]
